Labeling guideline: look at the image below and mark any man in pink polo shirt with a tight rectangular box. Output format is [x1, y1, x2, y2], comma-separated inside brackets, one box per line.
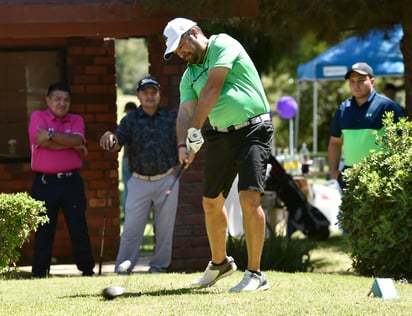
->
[28, 82, 95, 278]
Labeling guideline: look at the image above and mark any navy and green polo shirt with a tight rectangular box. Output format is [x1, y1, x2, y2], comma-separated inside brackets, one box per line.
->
[330, 89, 404, 166]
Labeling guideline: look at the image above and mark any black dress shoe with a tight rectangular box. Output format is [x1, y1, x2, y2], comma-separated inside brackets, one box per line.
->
[82, 271, 95, 276]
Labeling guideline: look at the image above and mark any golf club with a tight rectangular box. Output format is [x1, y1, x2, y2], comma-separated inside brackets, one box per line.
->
[157, 162, 186, 213]
[98, 183, 109, 276]
[101, 260, 131, 300]
[98, 140, 117, 276]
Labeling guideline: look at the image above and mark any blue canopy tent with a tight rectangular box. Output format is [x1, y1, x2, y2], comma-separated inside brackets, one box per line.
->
[296, 25, 404, 153]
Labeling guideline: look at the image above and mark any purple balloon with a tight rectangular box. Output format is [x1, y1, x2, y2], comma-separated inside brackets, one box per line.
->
[277, 96, 298, 119]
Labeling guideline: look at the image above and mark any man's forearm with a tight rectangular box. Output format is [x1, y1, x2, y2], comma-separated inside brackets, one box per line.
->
[45, 132, 84, 149]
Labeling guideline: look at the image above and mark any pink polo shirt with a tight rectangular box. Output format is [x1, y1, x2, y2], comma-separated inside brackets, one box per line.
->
[29, 108, 86, 173]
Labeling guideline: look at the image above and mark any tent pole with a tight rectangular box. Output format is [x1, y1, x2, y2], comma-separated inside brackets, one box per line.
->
[313, 81, 318, 154]
[289, 118, 294, 156]
[295, 81, 300, 149]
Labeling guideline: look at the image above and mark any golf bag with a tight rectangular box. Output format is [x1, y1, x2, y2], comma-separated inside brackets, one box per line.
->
[265, 155, 330, 240]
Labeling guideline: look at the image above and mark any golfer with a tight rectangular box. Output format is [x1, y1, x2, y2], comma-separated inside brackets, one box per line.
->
[163, 18, 273, 292]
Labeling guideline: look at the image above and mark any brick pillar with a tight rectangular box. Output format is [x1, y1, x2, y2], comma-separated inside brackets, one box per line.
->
[147, 34, 210, 271]
[66, 37, 120, 264]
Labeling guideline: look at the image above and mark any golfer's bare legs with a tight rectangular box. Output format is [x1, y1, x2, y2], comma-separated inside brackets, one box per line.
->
[203, 193, 228, 264]
[203, 190, 265, 272]
[239, 190, 265, 272]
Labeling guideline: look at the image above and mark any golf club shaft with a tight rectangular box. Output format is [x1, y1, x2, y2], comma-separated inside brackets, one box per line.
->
[98, 217, 106, 275]
[158, 163, 185, 213]
[99, 141, 116, 276]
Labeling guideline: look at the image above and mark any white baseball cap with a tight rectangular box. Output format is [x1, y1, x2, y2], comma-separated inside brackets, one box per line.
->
[163, 17, 197, 60]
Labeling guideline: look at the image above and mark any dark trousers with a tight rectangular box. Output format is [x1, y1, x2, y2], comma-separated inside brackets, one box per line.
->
[31, 172, 95, 277]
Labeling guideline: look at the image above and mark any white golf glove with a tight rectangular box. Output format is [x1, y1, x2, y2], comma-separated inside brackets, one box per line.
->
[186, 128, 204, 153]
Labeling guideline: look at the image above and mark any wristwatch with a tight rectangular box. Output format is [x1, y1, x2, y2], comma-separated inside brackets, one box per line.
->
[48, 130, 54, 141]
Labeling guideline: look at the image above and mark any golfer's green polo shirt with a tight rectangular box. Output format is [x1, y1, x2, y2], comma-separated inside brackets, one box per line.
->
[179, 33, 270, 129]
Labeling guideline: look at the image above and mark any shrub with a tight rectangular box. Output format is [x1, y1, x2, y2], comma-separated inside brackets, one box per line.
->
[338, 112, 412, 279]
[0, 192, 48, 274]
[227, 225, 317, 272]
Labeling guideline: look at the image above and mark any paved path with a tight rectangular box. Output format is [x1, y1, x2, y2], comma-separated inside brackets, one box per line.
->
[17, 256, 151, 277]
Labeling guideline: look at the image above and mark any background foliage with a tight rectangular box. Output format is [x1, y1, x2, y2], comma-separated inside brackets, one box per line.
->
[338, 113, 412, 279]
[0, 192, 48, 274]
[227, 226, 317, 272]
[115, 38, 149, 96]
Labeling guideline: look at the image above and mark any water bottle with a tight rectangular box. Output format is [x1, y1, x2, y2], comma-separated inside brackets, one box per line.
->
[283, 149, 293, 173]
[291, 149, 301, 175]
[299, 143, 311, 174]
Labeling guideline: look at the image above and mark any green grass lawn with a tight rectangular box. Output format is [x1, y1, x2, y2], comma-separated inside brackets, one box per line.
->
[310, 234, 353, 274]
[2, 234, 411, 315]
[2, 268, 411, 315]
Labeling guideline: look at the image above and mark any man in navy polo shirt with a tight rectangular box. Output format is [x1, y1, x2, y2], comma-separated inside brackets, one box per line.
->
[328, 62, 404, 188]
[100, 76, 178, 274]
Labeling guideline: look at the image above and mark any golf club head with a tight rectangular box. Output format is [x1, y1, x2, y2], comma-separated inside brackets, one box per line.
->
[102, 286, 125, 300]
[118, 260, 131, 273]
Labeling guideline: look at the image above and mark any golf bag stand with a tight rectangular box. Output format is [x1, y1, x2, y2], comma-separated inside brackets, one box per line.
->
[265, 155, 330, 240]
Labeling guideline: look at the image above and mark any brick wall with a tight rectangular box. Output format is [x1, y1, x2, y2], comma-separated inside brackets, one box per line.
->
[67, 37, 120, 266]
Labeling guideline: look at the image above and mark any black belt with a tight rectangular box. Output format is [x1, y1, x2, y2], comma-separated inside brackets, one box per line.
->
[213, 113, 271, 133]
[37, 171, 77, 184]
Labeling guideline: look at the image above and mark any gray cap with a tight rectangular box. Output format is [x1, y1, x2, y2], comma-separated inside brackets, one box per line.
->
[345, 62, 374, 79]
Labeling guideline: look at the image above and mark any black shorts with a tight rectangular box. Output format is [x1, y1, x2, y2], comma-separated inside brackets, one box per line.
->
[203, 120, 273, 199]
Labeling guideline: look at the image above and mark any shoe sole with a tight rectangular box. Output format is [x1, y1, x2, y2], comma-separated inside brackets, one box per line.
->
[255, 282, 270, 292]
[192, 262, 237, 288]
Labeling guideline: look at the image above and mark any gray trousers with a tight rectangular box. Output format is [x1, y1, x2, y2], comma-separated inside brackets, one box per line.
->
[114, 173, 179, 273]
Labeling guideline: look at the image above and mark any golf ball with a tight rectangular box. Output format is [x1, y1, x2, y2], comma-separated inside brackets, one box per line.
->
[118, 260, 131, 273]
[102, 286, 125, 300]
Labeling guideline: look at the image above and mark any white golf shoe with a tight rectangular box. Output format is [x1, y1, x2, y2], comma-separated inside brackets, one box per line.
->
[229, 270, 270, 292]
[191, 256, 237, 288]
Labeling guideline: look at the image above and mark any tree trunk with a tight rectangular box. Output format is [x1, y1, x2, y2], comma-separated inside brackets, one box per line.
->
[400, 24, 412, 119]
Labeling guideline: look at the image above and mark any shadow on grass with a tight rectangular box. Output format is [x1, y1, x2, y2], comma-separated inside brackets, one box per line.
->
[66, 287, 212, 300]
[310, 234, 355, 275]
[313, 234, 350, 252]
[123, 287, 204, 297]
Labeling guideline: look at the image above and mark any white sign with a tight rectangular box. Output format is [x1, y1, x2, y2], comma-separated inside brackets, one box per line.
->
[322, 66, 348, 77]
